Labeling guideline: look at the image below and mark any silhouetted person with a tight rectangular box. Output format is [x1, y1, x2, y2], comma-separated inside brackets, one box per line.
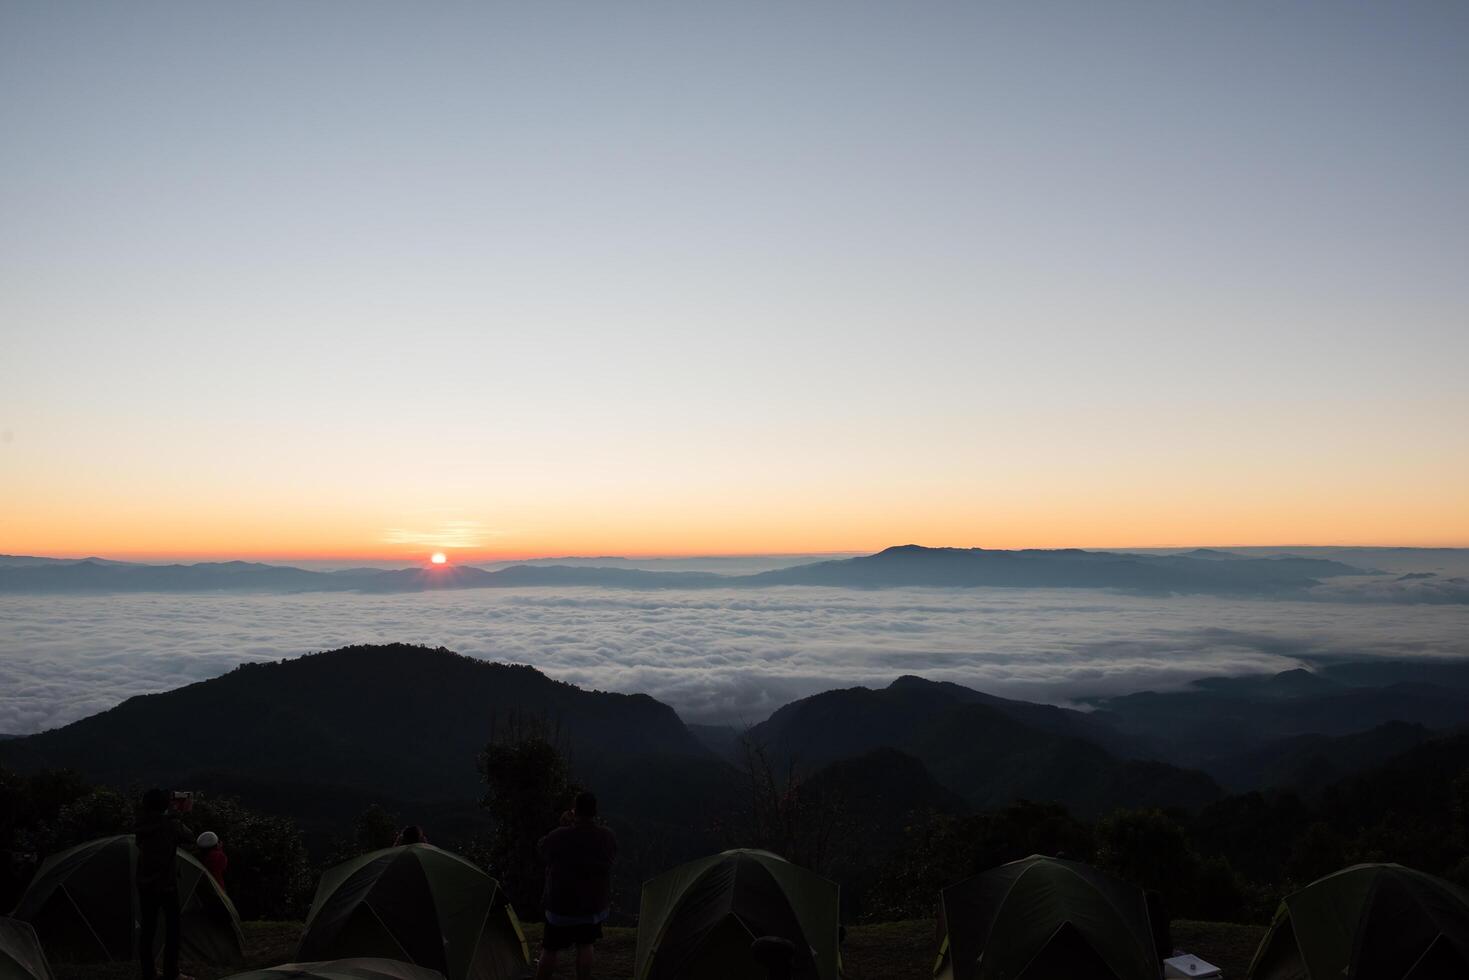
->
[135, 789, 195, 980]
[535, 791, 617, 980]
[394, 824, 427, 846]
[195, 831, 227, 892]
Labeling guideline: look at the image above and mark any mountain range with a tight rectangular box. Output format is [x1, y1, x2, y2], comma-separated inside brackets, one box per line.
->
[6, 639, 1469, 922]
[6, 643, 1466, 823]
[0, 544, 1372, 597]
[742, 676, 1223, 815]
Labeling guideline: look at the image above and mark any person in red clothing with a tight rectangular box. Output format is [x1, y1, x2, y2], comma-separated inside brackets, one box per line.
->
[535, 791, 617, 980]
[195, 831, 227, 892]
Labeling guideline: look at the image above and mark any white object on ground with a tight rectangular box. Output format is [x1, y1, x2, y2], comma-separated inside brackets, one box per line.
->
[1163, 952, 1223, 978]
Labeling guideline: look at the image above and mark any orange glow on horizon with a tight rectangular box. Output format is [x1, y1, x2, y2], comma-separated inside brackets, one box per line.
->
[5, 434, 1468, 562]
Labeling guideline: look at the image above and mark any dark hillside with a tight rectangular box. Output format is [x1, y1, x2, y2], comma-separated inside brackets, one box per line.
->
[886, 675, 1151, 757]
[1091, 666, 1469, 768]
[907, 703, 1221, 814]
[1205, 721, 1435, 793]
[1188, 729, 1469, 889]
[749, 679, 1221, 816]
[0, 644, 708, 802]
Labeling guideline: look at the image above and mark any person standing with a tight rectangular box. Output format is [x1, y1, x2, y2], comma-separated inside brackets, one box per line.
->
[535, 792, 617, 980]
[135, 789, 196, 980]
[195, 831, 227, 892]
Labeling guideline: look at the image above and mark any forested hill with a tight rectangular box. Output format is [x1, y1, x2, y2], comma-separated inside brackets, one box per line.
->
[746, 676, 1222, 816]
[0, 643, 708, 801]
[8, 645, 1464, 814]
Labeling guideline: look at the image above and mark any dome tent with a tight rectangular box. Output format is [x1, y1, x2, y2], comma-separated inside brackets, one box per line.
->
[1248, 863, 1469, 980]
[223, 957, 448, 979]
[0, 917, 55, 980]
[935, 854, 1160, 980]
[297, 844, 528, 980]
[634, 849, 841, 980]
[11, 834, 244, 965]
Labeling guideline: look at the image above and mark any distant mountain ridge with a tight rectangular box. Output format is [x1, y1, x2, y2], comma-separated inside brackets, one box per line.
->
[1088, 661, 1469, 770]
[0, 643, 708, 801]
[0, 544, 1369, 597]
[0, 645, 1226, 828]
[3, 644, 1462, 834]
[745, 675, 1222, 816]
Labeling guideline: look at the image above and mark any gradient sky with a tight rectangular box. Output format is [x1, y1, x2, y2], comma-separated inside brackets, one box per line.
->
[3, 1, 1467, 560]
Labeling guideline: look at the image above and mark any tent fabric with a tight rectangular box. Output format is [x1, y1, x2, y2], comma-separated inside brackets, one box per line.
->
[297, 844, 527, 980]
[937, 854, 1160, 980]
[0, 917, 56, 980]
[222, 956, 449, 979]
[634, 849, 841, 980]
[1248, 863, 1469, 980]
[10, 834, 244, 965]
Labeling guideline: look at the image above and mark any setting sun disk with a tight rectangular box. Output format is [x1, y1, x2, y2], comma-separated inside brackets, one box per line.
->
[429, 552, 447, 565]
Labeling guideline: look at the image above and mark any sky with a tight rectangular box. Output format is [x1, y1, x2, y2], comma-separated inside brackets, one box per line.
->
[2, 2, 1467, 560]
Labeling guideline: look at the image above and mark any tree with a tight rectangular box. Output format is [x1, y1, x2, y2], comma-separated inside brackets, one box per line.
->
[868, 801, 1093, 921]
[721, 733, 844, 875]
[1096, 808, 1195, 895]
[0, 767, 90, 908]
[477, 711, 572, 918]
[45, 787, 133, 852]
[1287, 822, 1348, 886]
[322, 803, 401, 869]
[189, 796, 312, 920]
[1097, 808, 1244, 921]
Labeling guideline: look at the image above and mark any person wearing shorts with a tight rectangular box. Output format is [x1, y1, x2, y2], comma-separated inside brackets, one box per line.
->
[536, 791, 617, 980]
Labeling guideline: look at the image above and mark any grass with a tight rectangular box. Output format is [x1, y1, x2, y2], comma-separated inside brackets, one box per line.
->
[53, 917, 1267, 979]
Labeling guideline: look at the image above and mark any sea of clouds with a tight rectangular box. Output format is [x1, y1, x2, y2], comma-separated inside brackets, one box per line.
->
[3, 586, 1467, 734]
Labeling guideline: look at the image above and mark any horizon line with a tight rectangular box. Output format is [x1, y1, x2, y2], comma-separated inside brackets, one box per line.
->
[7, 540, 1469, 565]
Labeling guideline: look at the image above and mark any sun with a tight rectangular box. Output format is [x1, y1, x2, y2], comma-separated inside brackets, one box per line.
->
[429, 552, 448, 565]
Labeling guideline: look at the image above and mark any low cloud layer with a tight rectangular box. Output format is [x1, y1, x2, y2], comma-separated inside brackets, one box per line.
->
[2, 587, 1466, 734]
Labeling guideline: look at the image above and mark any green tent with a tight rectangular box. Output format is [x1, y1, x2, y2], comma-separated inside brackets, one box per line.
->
[1248, 863, 1469, 980]
[0, 917, 55, 980]
[297, 844, 528, 980]
[11, 834, 244, 965]
[935, 855, 1160, 980]
[223, 957, 448, 979]
[634, 849, 841, 980]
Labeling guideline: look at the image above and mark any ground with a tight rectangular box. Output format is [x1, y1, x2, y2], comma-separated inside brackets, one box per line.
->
[52, 917, 1267, 978]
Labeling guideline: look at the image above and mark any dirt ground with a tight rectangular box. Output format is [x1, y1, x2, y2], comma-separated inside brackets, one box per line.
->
[52, 916, 1266, 979]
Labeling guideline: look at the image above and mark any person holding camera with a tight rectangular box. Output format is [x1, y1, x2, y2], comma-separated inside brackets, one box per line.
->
[135, 789, 196, 980]
[534, 791, 617, 980]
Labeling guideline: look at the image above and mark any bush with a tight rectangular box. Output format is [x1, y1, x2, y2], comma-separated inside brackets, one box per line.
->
[1097, 808, 1245, 921]
[190, 796, 312, 920]
[867, 801, 1093, 921]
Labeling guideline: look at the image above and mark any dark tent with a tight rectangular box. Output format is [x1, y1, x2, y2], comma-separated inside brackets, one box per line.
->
[634, 849, 841, 980]
[11, 834, 244, 965]
[0, 917, 55, 980]
[223, 957, 448, 979]
[297, 844, 527, 980]
[1248, 863, 1469, 980]
[935, 854, 1160, 980]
